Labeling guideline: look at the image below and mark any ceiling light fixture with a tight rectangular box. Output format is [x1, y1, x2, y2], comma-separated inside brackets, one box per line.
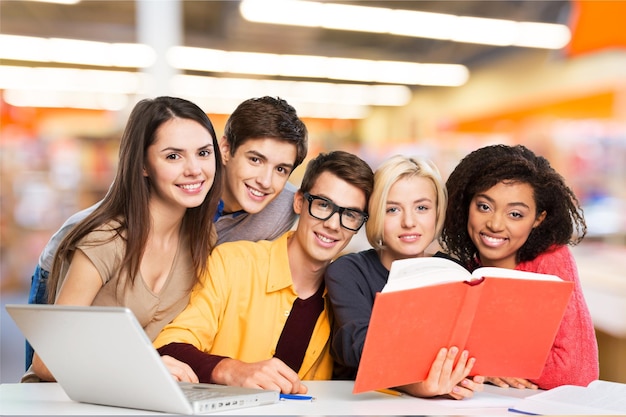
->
[0, 66, 146, 94]
[167, 47, 469, 86]
[239, 0, 571, 49]
[3, 90, 129, 111]
[24, 0, 81, 4]
[0, 66, 411, 118]
[0, 35, 468, 87]
[169, 74, 411, 106]
[0, 35, 157, 68]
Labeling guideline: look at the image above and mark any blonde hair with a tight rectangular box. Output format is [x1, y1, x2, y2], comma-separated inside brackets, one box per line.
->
[366, 155, 447, 251]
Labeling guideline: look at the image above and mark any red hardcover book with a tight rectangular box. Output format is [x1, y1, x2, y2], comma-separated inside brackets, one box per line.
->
[353, 257, 573, 394]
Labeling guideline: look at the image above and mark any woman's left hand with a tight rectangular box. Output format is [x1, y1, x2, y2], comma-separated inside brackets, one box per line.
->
[398, 346, 484, 399]
[448, 375, 485, 400]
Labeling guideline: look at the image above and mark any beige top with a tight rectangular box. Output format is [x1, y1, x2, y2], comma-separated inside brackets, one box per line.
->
[56, 220, 196, 341]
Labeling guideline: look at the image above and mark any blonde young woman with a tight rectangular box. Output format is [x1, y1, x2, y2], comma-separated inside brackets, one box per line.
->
[325, 155, 484, 399]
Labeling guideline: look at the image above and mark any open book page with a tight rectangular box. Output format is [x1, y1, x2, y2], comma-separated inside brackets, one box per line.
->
[382, 257, 563, 293]
[472, 266, 562, 282]
[383, 257, 470, 293]
[509, 380, 626, 415]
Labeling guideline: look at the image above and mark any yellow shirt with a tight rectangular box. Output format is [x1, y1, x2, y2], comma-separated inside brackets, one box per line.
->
[153, 232, 333, 380]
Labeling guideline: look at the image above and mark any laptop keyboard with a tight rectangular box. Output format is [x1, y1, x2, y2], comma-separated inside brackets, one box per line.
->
[181, 386, 220, 401]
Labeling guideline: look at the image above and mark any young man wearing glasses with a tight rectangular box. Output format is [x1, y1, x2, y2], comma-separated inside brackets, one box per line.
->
[153, 151, 374, 394]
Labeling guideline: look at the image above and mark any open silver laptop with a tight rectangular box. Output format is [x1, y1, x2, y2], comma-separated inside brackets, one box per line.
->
[6, 304, 279, 414]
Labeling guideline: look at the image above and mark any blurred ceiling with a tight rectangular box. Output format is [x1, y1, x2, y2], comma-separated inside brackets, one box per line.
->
[1, 0, 572, 73]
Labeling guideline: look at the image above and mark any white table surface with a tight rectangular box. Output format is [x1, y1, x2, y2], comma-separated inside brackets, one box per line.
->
[0, 380, 539, 415]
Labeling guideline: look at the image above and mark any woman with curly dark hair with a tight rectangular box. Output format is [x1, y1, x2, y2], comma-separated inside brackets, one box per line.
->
[439, 144, 598, 391]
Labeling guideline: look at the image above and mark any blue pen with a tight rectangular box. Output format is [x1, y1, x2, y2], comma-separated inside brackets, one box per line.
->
[279, 393, 315, 401]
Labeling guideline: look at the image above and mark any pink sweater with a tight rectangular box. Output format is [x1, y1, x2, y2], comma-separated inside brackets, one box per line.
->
[516, 245, 599, 389]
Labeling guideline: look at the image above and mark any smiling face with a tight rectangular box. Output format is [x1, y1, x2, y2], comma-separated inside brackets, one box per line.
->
[292, 171, 367, 265]
[379, 176, 438, 269]
[467, 181, 546, 269]
[220, 137, 297, 214]
[143, 117, 216, 216]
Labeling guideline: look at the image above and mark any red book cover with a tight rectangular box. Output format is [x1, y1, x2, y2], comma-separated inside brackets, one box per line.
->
[353, 260, 573, 394]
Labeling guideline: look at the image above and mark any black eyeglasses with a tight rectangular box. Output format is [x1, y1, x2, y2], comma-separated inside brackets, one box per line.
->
[303, 192, 368, 232]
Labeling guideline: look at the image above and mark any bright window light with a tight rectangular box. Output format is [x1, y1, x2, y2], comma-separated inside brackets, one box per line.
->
[240, 0, 571, 49]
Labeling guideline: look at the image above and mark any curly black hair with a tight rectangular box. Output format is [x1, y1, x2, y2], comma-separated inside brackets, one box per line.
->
[439, 144, 586, 271]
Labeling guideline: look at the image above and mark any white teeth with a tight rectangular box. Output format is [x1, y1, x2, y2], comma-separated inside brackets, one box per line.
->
[483, 234, 505, 243]
[317, 233, 334, 243]
[249, 187, 264, 197]
[180, 183, 201, 190]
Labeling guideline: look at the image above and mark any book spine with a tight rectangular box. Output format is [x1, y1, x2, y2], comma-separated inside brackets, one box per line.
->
[447, 283, 484, 349]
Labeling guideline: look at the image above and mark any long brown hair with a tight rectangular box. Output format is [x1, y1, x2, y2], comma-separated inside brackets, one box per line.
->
[47, 97, 224, 302]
